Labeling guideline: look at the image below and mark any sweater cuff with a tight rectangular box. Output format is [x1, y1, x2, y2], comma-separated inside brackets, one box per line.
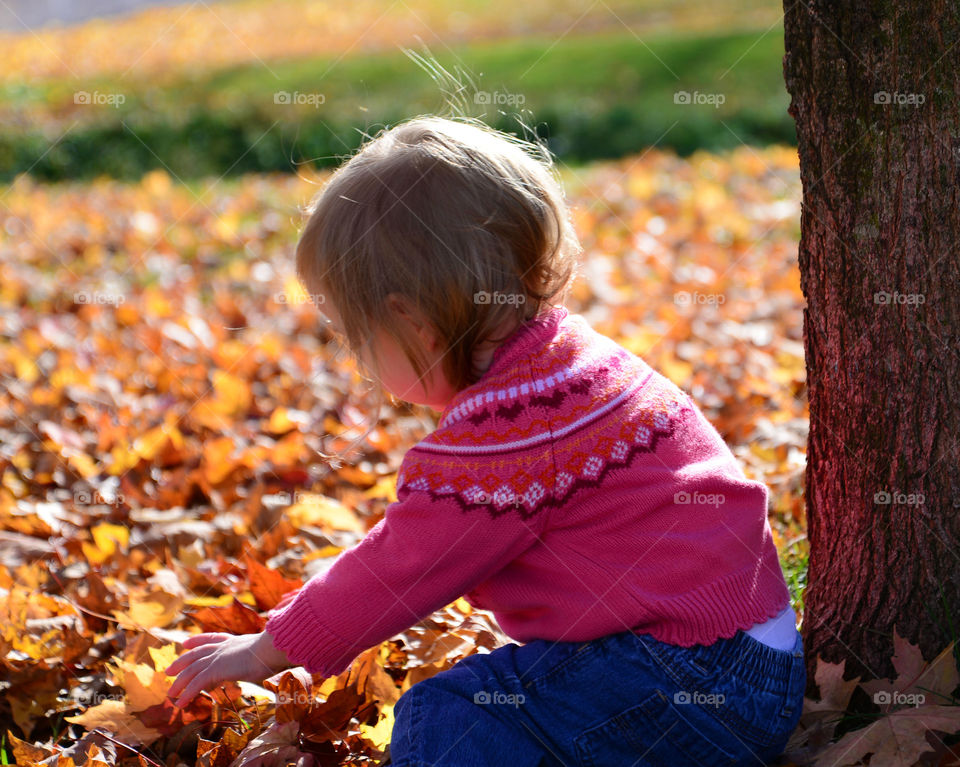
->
[264, 586, 357, 677]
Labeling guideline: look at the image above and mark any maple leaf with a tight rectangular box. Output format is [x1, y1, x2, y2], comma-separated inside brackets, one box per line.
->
[785, 654, 863, 761]
[111, 584, 184, 630]
[359, 703, 395, 753]
[812, 706, 960, 767]
[858, 629, 959, 709]
[7, 730, 55, 764]
[187, 596, 267, 634]
[790, 631, 960, 767]
[285, 492, 365, 534]
[64, 700, 164, 747]
[231, 720, 307, 767]
[105, 644, 179, 712]
[263, 665, 318, 723]
[245, 553, 304, 611]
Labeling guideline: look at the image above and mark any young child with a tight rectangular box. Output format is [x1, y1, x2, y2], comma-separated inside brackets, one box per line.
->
[165, 116, 805, 766]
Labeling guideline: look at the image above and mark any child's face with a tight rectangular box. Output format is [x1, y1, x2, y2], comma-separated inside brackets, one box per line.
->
[318, 296, 459, 412]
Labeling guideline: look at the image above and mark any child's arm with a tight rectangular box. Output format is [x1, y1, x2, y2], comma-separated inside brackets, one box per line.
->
[262, 482, 544, 676]
[165, 450, 548, 705]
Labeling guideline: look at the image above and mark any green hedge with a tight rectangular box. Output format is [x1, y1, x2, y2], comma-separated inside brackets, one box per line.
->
[0, 105, 795, 183]
[0, 24, 796, 181]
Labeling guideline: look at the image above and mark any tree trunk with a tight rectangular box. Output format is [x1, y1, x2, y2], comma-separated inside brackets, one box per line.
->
[782, 1, 960, 690]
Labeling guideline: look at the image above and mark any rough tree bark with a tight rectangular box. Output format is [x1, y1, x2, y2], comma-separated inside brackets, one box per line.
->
[782, 2, 960, 690]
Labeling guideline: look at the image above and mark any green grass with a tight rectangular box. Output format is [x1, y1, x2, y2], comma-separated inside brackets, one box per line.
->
[0, 24, 793, 181]
[781, 537, 809, 617]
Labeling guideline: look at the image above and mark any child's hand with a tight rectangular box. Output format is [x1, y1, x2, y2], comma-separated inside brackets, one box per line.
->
[164, 630, 292, 708]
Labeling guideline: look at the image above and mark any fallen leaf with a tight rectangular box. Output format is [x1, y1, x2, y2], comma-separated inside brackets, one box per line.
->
[64, 700, 163, 747]
[286, 493, 363, 533]
[187, 597, 266, 634]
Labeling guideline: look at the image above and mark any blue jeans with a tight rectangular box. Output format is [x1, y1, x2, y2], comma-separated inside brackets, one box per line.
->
[388, 626, 805, 766]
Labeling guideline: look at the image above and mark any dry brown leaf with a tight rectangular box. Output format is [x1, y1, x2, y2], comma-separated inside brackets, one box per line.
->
[64, 700, 163, 747]
[813, 706, 960, 767]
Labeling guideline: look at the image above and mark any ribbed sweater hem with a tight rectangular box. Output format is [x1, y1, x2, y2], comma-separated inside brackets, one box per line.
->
[638, 561, 791, 648]
[264, 589, 359, 677]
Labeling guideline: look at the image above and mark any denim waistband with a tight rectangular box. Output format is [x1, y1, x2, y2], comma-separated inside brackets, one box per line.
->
[691, 627, 803, 691]
[632, 626, 804, 694]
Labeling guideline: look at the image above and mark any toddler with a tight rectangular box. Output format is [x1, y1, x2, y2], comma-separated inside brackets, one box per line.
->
[166, 116, 805, 766]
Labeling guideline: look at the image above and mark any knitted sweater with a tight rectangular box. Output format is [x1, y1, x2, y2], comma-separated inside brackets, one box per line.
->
[265, 304, 791, 676]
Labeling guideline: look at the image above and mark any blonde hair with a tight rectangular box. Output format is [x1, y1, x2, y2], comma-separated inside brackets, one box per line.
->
[295, 115, 581, 404]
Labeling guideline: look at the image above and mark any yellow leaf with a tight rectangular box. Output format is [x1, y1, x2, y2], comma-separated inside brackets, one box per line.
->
[144, 287, 174, 319]
[620, 330, 664, 359]
[202, 436, 237, 484]
[10, 348, 38, 384]
[94, 522, 129, 550]
[303, 545, 342, 562]
[112, 585, 182, 629]
[283, 274, 309, 306]
[67, 451, 99, 479]
[149, 644, 179, 676]
[107, 440, 141, 475]
[82, 523, 129, 564]
[267, 407, 297, 435]
[750, 443, 779, 464]
[287, 494, 363, 533]
[107, 657, 169, 711]
[359, 703, 394, 751]
[214, 212, 240, 240]
[142, 169, 171, 196]
[210, 371, 251, 417]
[269, 431, 307, 468]
[65, 700, 162, 747]
[362, 475, 398, 503]
[185, 591, 257, 607]
[660, 358, 693, 386]
[133, 421, 183, 461]
[323, 414, 347, 436]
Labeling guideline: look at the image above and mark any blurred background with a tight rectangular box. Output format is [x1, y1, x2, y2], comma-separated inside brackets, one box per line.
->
[0, 0, 795, 180]
[0, 0, 808, 616]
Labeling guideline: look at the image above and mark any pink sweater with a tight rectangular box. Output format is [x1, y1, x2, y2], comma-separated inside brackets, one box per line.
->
[265, 304, 791, 676]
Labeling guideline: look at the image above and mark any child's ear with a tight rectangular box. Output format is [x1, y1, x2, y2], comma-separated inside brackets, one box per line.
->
[385, 293, 441, 352]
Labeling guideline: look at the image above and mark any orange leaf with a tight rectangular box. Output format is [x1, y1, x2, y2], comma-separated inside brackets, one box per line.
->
[187, 597, 266, 634]
[244, 555, 303, 611]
